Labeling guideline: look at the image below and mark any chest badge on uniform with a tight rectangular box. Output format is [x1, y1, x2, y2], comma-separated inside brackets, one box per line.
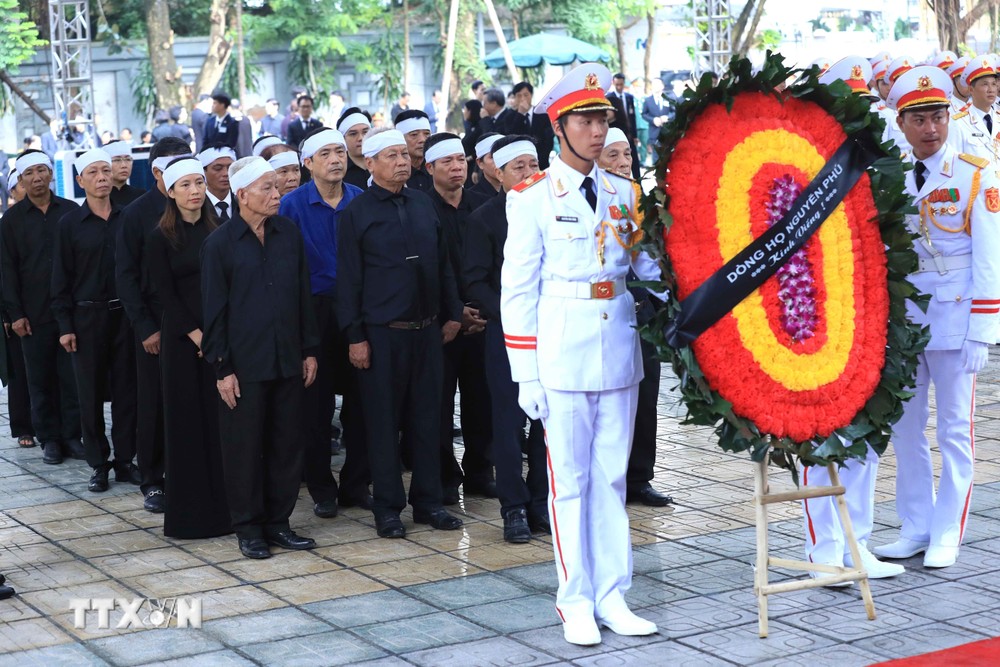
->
[986, 187, 1000, 213]
[928, 188, 960, 203]
[608, 204, 630, 220]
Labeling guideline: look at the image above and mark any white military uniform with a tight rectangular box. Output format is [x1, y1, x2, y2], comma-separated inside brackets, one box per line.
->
[502, 154, 662, 624]
[948, 57, 1000, 164]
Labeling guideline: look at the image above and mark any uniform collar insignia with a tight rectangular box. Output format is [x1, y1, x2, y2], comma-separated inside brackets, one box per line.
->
[942, 160, 951, 176]
[601, 174, 616, 194]
[553, 177, 568, 197]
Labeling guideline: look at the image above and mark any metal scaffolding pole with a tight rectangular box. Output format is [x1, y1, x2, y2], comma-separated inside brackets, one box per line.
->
[693, 0, 732, 81]
[48, 0, 95, 127]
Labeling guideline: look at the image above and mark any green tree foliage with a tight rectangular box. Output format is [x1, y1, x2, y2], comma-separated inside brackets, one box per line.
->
[2, 0, 46, 71]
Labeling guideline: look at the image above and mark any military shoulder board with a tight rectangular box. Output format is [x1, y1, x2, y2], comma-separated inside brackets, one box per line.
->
[953, 111, 969, 120]
[512, 171, 548, 192]
[958, 153, 990, 169]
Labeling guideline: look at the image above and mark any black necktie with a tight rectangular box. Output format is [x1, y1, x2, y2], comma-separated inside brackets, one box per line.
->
[914, 161, 927, 191]
[986, 113, 993, 135]
[581, 176, 597, 212]
[217, 201, 229, 223]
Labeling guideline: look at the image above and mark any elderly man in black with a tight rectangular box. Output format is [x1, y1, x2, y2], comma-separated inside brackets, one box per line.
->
[394, 109, 433, 192]
[116, 136, 192, 513]
[337, 128, 465, 538]
[201, 156, 319, 560]
[51, 148, 139, 493]
[1, 150, 82, 465]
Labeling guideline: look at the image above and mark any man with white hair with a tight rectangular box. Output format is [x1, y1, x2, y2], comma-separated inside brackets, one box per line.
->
[1, 150, 83, 466]
[51, 148, 139, 493]
[337, 128, 465, 539]
[201, 156, 320, 560]
[199, 143, 238, 222]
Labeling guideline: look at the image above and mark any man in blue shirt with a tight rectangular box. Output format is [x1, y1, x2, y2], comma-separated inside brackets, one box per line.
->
[278, 127, 371, 517]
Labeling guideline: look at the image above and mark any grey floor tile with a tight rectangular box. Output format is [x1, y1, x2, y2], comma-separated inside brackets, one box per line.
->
[778, 599, 929, 642]
[852, 621, 990, 659]
[351, 611, 494, 654]
[920, 545, 1000, 582]
[405, 572, 537, 610]
[944, 607, 1000, 636]
[622, 574, 698, 609]
[136, 650, 258, 666]
[879, 581, 1000, 621]
[752, 644, 891, 667]
[631, 541, 723, 574]
[349, 659, 415, 667]
[675, 619, 837, 664]
[509, 625, 650, 662]
[203, 607, 332, 644]
[302, 590, 437, 628]
[241, 630, 386, 666]
[631, 594, 760, 639]
[88, 629, 225, 666]
[0, 643, 109, 667]
[454, 593, 559, 634]
[572, 641, 732, 667]
[403, 636, 556, 667]
[497, 562, 559, 591]
[648, 558, 755, 595]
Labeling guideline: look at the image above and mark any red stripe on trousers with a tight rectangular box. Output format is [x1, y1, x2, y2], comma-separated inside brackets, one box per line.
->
[802, 466, 817, 561]
[959, 375, 976, 543]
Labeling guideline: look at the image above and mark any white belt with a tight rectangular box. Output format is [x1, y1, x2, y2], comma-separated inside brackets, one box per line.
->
[916, 254, 972, 274]
[540, 277, 627, 300]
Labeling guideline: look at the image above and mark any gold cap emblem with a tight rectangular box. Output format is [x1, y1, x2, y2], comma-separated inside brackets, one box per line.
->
[850, 65, 864, 80]
[584, 73, 600, 90]
[917, 75, 932, 91]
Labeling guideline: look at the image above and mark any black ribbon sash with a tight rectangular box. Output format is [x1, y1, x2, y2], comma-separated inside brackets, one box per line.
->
[664, 133, 879, 349]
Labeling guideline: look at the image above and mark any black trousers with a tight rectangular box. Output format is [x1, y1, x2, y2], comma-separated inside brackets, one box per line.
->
[337, 376, 371, 504]
[303, 295, 340, 504]
[71, 307, 136, 469]
[358, 325, 443, 515]
[440, 330, 493, 489]
[134, 334, 165, 494]
[6, 330, 34, 437]
[627, 336, 660, 488]
[484, 321, 547, 518]
[218, 375, 304, 540]
[19, 320, 80, 444]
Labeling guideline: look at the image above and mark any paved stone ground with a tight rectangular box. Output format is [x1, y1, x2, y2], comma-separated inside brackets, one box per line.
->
[2, 355, 1000, 666]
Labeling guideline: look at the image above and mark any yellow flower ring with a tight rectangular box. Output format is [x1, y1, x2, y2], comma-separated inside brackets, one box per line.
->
[664, 93, 889, 442]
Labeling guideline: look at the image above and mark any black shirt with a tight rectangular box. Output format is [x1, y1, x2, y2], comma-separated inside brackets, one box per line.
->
[147, 217, 214, 338]
[201, 214, 319, 382]
[51, 200, 125, 335]
[430, 187, 490, 303]
[116, 187, 167, 341]
[468, 177, 500, 200]
[336, 184, 463, 344]
[110, 183, 145, 208]
[1, 194, 80, 326]
[406, 162, 433, 193]
[462, 192, 507, 322]
[343, 159, 370, 191]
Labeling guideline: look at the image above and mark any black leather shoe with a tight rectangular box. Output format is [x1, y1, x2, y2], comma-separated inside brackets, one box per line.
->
[0, 583, 14, 600]
[627, 483, 673, 507]
[375, 513, 406, 538]
[464, 480, 498, 499]
[143, 489, 165, 513]
[413, 507, 463, 530]
[62, 439, 86, 460]
[88, 467, 109, 493]
[238, 538, 271, 559]
[313, 499, 339, 518]
[113, 461, 142, 485]
[339, 493, 374, 510]
[503, 508, 531, 544]
[42, 441, 64, 465]
[442, 485, 460, 506]
[528, 512, 552, 535]
[266, 530, 316, 550]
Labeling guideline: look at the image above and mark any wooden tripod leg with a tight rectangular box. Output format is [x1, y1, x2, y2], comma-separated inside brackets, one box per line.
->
[754, 455, 770, 638]
[828, 463, 877, 620]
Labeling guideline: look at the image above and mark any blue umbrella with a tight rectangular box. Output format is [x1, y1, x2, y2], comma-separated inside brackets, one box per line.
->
[483, 33, 611, 68]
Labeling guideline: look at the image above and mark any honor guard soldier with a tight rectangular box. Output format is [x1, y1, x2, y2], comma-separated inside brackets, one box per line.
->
[871, 66, 1000, 569]
[882, 56, 916, 156]
[501, 64, 664, 645]
[949, 56, 1000, 163]
[868, 52, 891, 103]
[947, 56, 973, 116]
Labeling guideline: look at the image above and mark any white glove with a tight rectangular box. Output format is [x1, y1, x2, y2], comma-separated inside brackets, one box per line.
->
[518, 380, 549, 420]
[961, 340, 989, 374]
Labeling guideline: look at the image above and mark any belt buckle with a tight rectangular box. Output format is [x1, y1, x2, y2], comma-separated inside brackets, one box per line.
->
[590, 281, 614, 299]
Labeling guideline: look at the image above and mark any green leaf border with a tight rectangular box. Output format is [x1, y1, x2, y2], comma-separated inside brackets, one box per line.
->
[638, 51, 930, 482]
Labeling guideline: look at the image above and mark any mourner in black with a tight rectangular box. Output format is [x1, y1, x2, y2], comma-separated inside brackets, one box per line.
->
[337, 129, 464, 539]
[395, 109, 433, 192]
[462, 135, 550, 542]
[1, 151, 82, 465]
[202, 93, 240, 151]
[51, 149, 138, 493]
[147, 157, 231, 538]
[106, 141, 143, 207]
[424, 132, 495, 502]
[286, 95, 324, 148]
[116, 136, 191, 512]
[497, 82, 555, 170]
[337, 107, 372, 191]
[606, 73, 641, 179]
[469, 132, 503, 199]
[201, 156, 319, 560]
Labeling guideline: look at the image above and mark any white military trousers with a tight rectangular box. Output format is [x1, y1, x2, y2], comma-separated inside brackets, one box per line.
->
[801, 446, 879, 564]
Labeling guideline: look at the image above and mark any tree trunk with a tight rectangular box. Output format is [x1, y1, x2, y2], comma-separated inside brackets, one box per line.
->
[643, 11, 655, 92]
[738, 0, 767, 56]
[731, 0, 755, 52]
[936, 0, 997, 51]
[616, 27, 627, 75]
[0, 70, 51, 123]
[192, 0, 233, 100]
[403, 0, 410, 93]
[145, 0, 184, 109]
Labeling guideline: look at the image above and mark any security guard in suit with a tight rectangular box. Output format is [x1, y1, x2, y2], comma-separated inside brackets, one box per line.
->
[501, 64, 663, 646]
[948, 56, 1000, 163]
[871, 65, 1000, 569]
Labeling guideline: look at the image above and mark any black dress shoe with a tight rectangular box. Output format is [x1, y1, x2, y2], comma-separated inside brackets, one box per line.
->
[503, 508, 531, 544]
[0, 583, 15, 600]
[313, 499, 339, 518]
[143, 489, 165, 513]
[627, 483, 674, 507]
[62, 439, 86, 460]
[42, 441, 64, 465]
[375, 513, 406, 538]
[528, 512, 552, 535]
[339, 493, 374, 510]
[113, 461, 142, 485]
[464, 480, 498, 499]
[442, 485, 460, 506]
[88, 467, 109, 493]
[266, 530, 316, 550]
[239, 538, 271, 559]
[413, 507, 463, 530]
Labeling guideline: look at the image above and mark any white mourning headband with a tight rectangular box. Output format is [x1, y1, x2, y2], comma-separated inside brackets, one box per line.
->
[301, 129, 346, 161]
[163, 158, 205, 191]
[362, 130, 406, 158]
[252, 135, 283, 157]
[268, 151, 300, 170]
[228, 157, 275, 193]
[604, 127, 629, 148]
[493, 141, 538, 169]
[395, 116, 431, 134]
[337, 113, 371, 134]
[198, 146, 238, 167]
[152, 153, 193, 173]
[424, 138, 464, 164]
[104, 141, 132, 158]
[14, 152, 52, 174]
[74, 148, 112, 174]
[476, 134, 503, 159]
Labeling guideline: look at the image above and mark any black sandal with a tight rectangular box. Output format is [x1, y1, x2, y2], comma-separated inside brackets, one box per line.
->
[17, 435, 36, 448]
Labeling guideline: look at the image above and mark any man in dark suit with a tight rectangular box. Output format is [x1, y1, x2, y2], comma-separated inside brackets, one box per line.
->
[286, 95, 323, 148]
[606, 73, 640, 179]
[202, 93, 240, 151]
[640, 78, 671, 165]
[497, 82, 555, 170]
[478, 88, 508, 135]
